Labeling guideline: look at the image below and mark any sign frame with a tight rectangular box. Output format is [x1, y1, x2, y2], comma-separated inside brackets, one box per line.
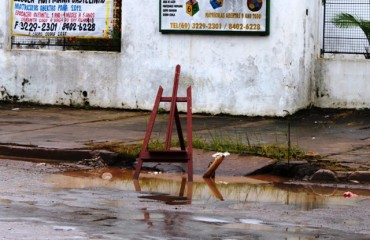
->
[159, 0, 270, 35]
[10, 0, 113, 39]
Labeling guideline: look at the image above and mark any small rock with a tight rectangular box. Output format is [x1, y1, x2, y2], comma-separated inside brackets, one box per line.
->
[78, 154, 106, 168]
[304, 151, 321, 160]
[101, 172, 113, 180]
[310, 169, 338, 182]
[292, 163, 318, 179]
[335, 171, 350, 181]
[348, 171, 370, 183]
[302, 175, 310, 181]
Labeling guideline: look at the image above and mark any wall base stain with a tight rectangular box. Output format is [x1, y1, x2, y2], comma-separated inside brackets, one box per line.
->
[0, 86, 23, 102]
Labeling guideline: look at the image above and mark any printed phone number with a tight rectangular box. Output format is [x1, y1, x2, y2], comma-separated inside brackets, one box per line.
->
[169, 22, 261, 31]
[14, 21, 96, 32]
[170, 22, 220, 30]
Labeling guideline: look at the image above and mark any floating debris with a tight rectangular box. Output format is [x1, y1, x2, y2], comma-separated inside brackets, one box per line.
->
[343, 191, 358, 198]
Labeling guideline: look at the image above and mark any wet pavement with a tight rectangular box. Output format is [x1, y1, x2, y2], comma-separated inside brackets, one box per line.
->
[0, 104, 369, 177]
[0, 104, 370, 239]
[1, 158, 370, 239]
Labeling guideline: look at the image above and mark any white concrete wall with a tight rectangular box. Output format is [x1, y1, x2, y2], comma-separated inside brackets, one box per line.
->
[315, 59, 370, 108]
[119, 0, 317, 116]
[1, 0, 353, 117]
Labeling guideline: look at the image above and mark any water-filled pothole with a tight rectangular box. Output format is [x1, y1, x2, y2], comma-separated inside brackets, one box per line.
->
[47, 167, 370, 210]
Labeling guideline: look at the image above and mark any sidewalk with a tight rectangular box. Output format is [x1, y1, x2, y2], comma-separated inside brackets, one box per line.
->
[0, 103, 369, 179]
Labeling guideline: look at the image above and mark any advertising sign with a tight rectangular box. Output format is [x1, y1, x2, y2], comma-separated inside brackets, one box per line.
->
[160, 0, 270, 35]
[11, 0, 113, 38]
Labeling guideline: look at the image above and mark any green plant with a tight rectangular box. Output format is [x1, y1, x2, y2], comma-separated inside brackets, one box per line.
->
[86, 131, 306, 164]
[71, 102, 91, 110]
[192, 133, 305, 161]
[86, 141, 141, 160]
[332, 13, 370, 59]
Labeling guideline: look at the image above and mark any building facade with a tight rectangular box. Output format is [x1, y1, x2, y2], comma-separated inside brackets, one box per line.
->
[0, 0, 369, 116]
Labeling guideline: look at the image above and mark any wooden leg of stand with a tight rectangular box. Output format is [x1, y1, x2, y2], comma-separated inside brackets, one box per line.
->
[188, 159, 193, 182]
[133, 179, 141, 192]
[133, 159, 143, 179]
[179, 177, 186, 197]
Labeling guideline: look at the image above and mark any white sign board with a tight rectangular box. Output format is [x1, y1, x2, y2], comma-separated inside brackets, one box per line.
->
[160, 0, 269, 35]
[11, 0, 113, 38]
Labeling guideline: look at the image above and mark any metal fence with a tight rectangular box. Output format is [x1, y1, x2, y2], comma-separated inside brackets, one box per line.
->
[322, 0, 370, 57]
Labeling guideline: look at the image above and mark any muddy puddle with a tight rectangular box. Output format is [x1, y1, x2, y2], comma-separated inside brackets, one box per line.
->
[47, 167, 370, 211]
[2, 160, 370, 239]
[34, 167, 370, 239]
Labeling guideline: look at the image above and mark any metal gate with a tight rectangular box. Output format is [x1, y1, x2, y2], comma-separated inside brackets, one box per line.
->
[322, 0, 370, 57]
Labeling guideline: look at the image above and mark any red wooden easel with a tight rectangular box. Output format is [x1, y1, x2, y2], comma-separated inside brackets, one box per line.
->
[133, 65, 193, 181]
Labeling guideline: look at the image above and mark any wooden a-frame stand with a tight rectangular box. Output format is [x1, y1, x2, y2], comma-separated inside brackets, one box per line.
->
[133, 65, 193, 181]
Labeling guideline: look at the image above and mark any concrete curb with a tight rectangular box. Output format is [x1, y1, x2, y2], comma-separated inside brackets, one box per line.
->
[252, 161, 370, 183]
[304, 168, 370, 184]
[0, 144, 120, 165]
[1, 144, 370, 183]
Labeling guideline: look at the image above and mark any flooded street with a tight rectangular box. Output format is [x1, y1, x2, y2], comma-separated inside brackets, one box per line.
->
[1, 159, 370, 239]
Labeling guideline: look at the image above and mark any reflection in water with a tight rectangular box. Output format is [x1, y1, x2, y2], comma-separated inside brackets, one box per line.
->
[4, 166, 368, 240]
[47, 167, 370, 211]
[203, 178, 224, 201]
[137, 177, 193, 205]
